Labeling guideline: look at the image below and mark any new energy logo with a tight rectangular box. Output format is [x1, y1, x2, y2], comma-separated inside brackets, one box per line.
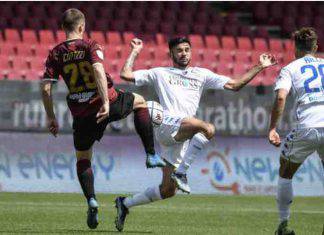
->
[201, 148, 240, 195]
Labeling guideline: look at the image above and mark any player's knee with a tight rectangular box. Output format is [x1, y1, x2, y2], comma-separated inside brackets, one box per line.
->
[206, 123, 215, 139]
[201, 123, 215, 140]
[133, 93, 146, 109]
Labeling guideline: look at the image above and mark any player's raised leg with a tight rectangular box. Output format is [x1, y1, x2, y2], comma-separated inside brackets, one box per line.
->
[115, 164, 177, 231]
[75, 149, 99, 229]
[132, 93, 165, 168]
[171, 117, 215, 193]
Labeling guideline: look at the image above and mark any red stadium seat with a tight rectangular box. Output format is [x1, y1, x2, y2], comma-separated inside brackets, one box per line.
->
[188, 35, 204, 49]
[12, 57, 29, 70]
[253, 38, 268, 51]
[4, 29, 21, 43]
[216, 62, 232, 76]
[283, 39, 294, 52]
[4, 69, 24, 80]
[218, 49, 234, 63]
[137, 47, 154, 61]
[153, 46, 169, 60]
[123, 32, 136, 45]
[22, 29, 38, 44]
[203, 49, 218, 62]
[0, 42, 16, 56]
[256, 26, 269, 38]
[34, 46, 51, 58]
[232, 64, 248, 78]
[143, 21, 159, 34]
[205, 35, 221, 49]
[29, 56, 46, 71]
[39, 30, 56, 45]
[106, 31, 123, 45]
[104, 46, 121, 61]
[282, 53, 295, 65]
[269, 39, 284, 52]
[89, 31, 106, 45]
[237, 37, 253, 50]
[56, 30, 66, 43]
[263, 68, 279, 86]
[251, 51, 263, 64]
[235, 51, 251, 64]
[221, 36, 236, 50]
[16, 43, 34, 56]
[0, 55, 11, 70]
[22, 70, 42, 81]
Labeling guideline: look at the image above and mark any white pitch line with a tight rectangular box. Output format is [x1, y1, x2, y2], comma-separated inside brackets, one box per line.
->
[0, 201, 323, 215]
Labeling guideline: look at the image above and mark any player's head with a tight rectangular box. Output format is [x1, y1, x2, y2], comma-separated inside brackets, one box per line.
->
[293, 27, 318, 57]
[61, 8, 85, 36]
[168, 37, 192, 69]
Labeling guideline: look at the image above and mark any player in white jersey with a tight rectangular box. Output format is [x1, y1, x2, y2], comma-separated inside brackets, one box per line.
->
[114, 37, 276, 231]
[268, 27, 324, 235]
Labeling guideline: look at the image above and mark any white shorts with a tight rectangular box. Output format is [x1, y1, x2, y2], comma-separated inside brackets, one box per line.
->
[155, 115, 189, 168]
[281, 127, 324, 163]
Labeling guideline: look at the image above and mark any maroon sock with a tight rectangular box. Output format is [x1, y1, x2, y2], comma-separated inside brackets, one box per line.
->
[134, 107, 155, 155]
[76, 159, 95, 202]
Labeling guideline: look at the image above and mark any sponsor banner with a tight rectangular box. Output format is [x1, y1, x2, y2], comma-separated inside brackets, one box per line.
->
[0, 133, 323, 196]
[0, 81, 295, 135]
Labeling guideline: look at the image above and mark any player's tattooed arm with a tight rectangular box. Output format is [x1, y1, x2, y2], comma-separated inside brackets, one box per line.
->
[224, 53, 277, 91]
[120, 38, 143, 82]
[268, 89, 289, 147]
[41, 81, 59, 137]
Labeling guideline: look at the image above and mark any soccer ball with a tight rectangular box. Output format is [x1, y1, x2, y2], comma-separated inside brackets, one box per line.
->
[146, 101, 164, 126]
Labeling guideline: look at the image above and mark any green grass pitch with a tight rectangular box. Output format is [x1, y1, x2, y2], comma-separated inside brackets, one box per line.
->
[0, 192, 323, 234]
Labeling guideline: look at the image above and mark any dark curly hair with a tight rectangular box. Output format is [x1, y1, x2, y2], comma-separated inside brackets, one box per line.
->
[293, 27, 318, 52]
[168, 37, 191, 51]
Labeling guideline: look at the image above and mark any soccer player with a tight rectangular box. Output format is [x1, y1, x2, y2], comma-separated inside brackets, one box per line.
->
[269, 27, 324, 235]
[114, 37, 277, 231]
[41, 9, 165, 229]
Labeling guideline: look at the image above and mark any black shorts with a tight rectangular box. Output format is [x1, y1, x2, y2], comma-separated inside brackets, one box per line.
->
[73, 90, 134, 151]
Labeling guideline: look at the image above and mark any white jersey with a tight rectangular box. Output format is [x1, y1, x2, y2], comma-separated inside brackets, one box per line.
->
[134, 67, 230, 118]
[275, 55, 324, 128]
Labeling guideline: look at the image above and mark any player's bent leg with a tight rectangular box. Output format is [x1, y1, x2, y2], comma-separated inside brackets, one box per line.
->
[115, 164, 176, 231]
[172, 118, 214, 193]
[174, 117, 215, 142]
[76, 149, 99, 229]
[275, 157, 301, 235]
[132, 93, 165, 168]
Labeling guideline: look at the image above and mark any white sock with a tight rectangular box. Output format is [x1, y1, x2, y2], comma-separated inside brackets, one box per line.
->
[176, 133, 209, 174]
[277, 177, 293, 222]
[123, 186, 162, 209]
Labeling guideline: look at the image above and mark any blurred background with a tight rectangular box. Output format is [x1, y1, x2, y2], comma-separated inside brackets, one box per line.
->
[0, 1, 323, 196]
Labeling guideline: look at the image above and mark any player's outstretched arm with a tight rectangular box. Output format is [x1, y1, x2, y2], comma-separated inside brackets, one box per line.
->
[120, 38, 143, 83]
[92, 62, 110, 123]
[41, 81, 58, 137]
[224, 53, 277, 91]
[268, 89, 288, 147]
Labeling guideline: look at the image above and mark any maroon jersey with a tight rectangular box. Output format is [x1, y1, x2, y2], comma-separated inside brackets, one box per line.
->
[43, 39, 118, 117]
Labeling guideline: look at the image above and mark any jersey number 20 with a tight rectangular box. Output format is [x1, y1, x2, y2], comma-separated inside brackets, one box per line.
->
[302, 64, 324, 93]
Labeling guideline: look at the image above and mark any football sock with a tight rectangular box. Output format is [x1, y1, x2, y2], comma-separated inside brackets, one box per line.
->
[76, 159, 96, 203]
[134, 107, 155, 155]
[277, 177, 293, 222]
[123, 186, 162, 208]
[176, 133, 209, 174]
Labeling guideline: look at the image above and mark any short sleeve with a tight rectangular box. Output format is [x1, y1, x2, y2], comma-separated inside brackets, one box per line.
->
[133, 69, 156, 86]
[43, 50, 59, 82]
[204, 69, 230, 90]
[274, 68, 292, 92]
[90, 41, 104, 64]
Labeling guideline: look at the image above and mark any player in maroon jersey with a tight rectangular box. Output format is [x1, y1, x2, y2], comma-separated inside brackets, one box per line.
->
[41, 8, 165, 229]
